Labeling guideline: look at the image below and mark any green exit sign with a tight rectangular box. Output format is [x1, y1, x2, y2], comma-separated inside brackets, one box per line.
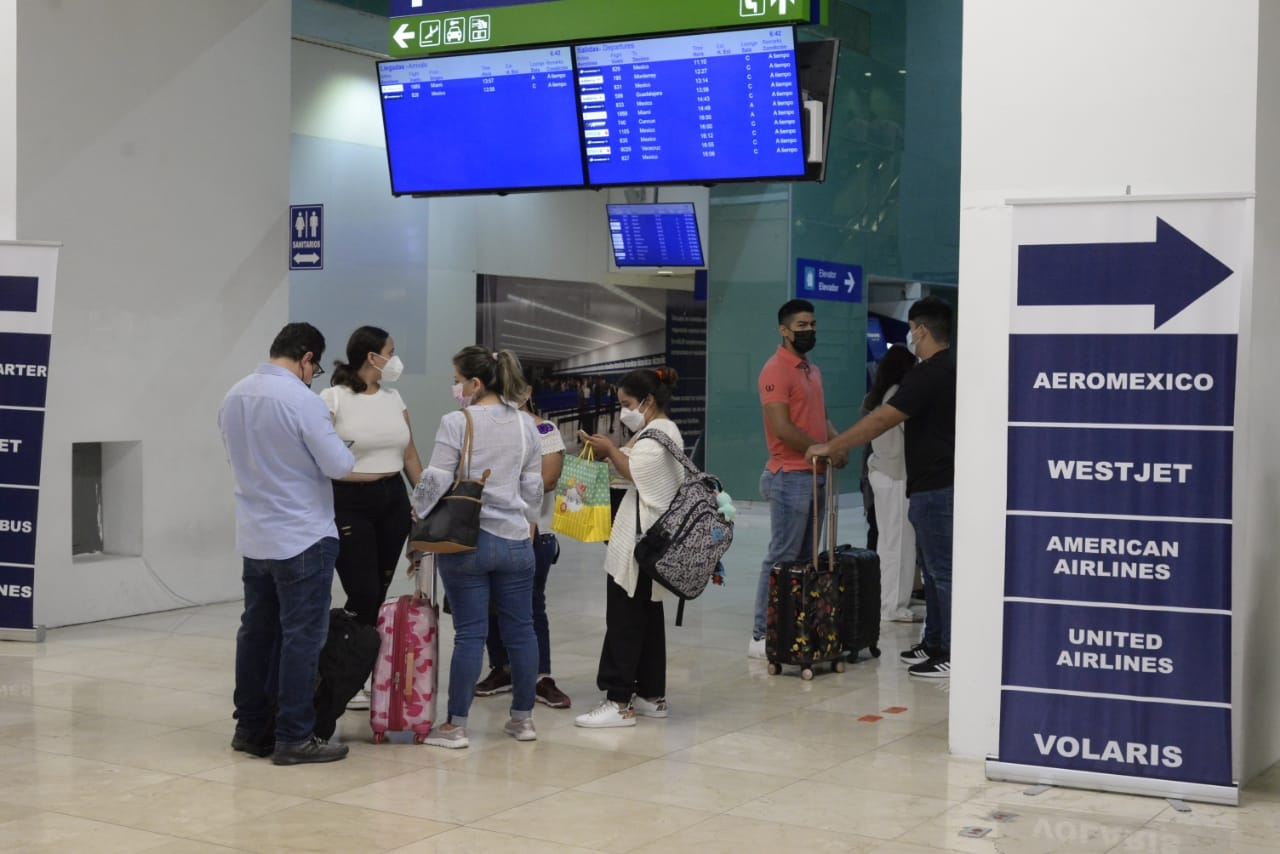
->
[388, 0, 824, 57]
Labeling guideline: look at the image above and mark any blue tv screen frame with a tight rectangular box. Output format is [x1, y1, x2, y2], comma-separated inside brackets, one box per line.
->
[378, 46, 586, 196]
[607, 202, 705, 267]
[576, 26, 806, 187]
[376, 25, 805, 196]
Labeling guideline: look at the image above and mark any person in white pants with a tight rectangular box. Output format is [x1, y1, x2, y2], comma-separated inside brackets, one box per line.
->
[864, 345, 919, 622]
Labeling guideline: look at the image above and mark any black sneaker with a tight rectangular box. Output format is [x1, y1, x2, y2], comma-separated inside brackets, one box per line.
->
[271, 735, 349, 766]
[475, 667, 513, 697]
[899, 642, 933, 666]
[231, 730, 274, 758]
[908, 656, 952, 679]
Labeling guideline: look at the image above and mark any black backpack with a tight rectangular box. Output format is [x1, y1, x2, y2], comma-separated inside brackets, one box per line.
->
[313, 608, 381, 740]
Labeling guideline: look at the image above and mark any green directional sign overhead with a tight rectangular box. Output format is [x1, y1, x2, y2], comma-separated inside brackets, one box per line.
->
[388, 0, 825, 57]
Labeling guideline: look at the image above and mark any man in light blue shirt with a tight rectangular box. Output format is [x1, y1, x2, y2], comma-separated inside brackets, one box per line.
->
[218, 322, 355, 765]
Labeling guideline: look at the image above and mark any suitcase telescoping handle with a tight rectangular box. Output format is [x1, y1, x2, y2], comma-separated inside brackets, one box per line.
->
[812, 461, 837, 573]
[412, 553, 439, 610]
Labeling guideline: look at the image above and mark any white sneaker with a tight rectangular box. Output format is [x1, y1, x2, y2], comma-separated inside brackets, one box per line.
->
[503, 717, 537, 741]
[346, 689, 371, 711]
[631, 696, 668, 718]
[574, 699, 637, 728]
[747, 637, 767, 660]
[423, 725, 469, 749]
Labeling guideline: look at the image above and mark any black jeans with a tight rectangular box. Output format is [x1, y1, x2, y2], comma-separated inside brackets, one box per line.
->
[597, 571, 665, 703]
[333, 475, 411, 627]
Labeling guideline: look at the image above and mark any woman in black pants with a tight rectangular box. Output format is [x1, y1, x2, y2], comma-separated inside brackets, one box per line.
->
[320, 326, 422, 709]
[574, 368, 684, 728]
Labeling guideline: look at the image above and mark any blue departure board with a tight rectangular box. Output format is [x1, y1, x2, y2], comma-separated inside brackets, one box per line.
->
[378, 47, 585, 195]
[575, 26, 805, 186]
[607, 203, 704, 267]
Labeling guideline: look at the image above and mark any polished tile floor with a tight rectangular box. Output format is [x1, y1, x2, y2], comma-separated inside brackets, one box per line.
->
[1, 499, 1277, 852]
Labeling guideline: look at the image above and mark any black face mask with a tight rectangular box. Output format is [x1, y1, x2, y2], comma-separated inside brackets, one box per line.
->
[791, 330, 817, 354]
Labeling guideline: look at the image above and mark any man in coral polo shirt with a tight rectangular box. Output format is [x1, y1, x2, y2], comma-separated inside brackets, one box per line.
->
[748, 299, 846, 659]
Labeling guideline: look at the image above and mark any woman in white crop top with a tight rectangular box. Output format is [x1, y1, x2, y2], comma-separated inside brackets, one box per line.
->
[319, 327, 423, 660]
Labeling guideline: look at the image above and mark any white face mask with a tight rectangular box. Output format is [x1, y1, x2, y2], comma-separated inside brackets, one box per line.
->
[452, 381, 469, 406]
[619, 403, 646, 432]
[905, 328, 918, 357]
[375, 354, 403, 383]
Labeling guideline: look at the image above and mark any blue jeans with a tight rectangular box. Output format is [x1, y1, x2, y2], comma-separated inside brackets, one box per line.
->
[488, 532, 558, 674]
[908, 486, 954, 656]
[754, 469, 825, 640]
[234, 537, 338, 746]
[438, 530, 537, 724]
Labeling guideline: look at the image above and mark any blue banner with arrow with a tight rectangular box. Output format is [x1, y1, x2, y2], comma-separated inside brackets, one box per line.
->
[990, 199, 1245, 805]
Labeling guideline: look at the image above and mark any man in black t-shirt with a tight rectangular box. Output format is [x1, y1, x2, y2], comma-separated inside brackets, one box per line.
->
[806, 297, 956, 678]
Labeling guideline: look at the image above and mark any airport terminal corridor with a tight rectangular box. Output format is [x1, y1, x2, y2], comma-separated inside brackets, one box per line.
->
[0, 499, 1276, 853]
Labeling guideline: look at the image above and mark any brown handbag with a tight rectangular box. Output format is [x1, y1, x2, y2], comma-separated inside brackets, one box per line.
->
[409, 409, 490, 553]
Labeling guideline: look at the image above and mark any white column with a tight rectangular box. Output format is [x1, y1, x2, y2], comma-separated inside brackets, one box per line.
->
[954, 0, 1264, 783]
[0, 0, 15, 240]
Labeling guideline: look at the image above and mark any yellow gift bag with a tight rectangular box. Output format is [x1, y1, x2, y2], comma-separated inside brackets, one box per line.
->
[551, 445, 613, 543]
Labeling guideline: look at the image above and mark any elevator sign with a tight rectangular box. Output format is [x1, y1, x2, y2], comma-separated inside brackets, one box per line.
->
[989, 197, 1247, 806]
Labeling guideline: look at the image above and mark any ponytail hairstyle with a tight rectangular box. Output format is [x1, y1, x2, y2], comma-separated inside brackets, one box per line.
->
[453, 345, 528, 406]
[618, 366, 679, 415]
[862, 343, 917, 411]
[330, 325, 389, 393]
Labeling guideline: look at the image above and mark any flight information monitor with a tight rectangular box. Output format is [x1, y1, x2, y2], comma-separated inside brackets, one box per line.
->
[607, 203, 705, 267]
[575, 26, 805, 186]
[378, 47, 585, 195]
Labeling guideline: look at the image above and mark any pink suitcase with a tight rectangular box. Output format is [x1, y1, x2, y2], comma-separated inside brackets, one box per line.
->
[370, 563, 439, 744]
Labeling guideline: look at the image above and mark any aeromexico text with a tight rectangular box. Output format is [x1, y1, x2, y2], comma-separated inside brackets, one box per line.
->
[1032, 371, 1214, 391]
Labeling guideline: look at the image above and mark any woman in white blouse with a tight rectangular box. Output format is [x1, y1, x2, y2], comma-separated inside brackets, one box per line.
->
[574, 367, 684, 728]
[320, 327, 422, 630]
[864, 344, 919, 622]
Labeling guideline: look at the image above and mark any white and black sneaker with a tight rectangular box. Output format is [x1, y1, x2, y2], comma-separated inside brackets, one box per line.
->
[899, 642, 932, 666]
[908, 656, 952, 679]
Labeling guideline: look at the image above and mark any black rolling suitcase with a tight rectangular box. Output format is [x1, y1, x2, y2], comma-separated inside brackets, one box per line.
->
[765, 467, 846, 680]
[823, 545, 882, 662]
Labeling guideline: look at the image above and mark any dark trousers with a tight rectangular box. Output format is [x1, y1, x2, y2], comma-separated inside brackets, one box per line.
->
[597, 571, 665, 703]
[487, 532, 559, 674]
[234, 537, 337, 745]
[333, 476, 411, 627]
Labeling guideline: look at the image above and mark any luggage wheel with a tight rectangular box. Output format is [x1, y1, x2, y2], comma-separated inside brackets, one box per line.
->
[767, 662, 781, 676]
[800, 667, 814, 681]
[372, 732, 385, 745]
[833, 660, 846, 674]
[413, 733, 428, 745]
[870, 647, 882, 658]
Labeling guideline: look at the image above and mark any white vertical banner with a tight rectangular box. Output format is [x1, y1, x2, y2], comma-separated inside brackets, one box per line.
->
[0, 240, 59, 641]
[987, 196, 1248, 805]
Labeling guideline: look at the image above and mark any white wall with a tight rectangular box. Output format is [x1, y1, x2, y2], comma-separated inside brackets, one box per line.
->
[1238, 0, 1280, 781]
[955, 0, 1262, 780]
[17, 0, 292, 625]
[0, 0, 14, 240]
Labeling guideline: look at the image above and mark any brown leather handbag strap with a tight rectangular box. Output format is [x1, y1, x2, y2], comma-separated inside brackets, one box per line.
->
[458, 408, 474, 482]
